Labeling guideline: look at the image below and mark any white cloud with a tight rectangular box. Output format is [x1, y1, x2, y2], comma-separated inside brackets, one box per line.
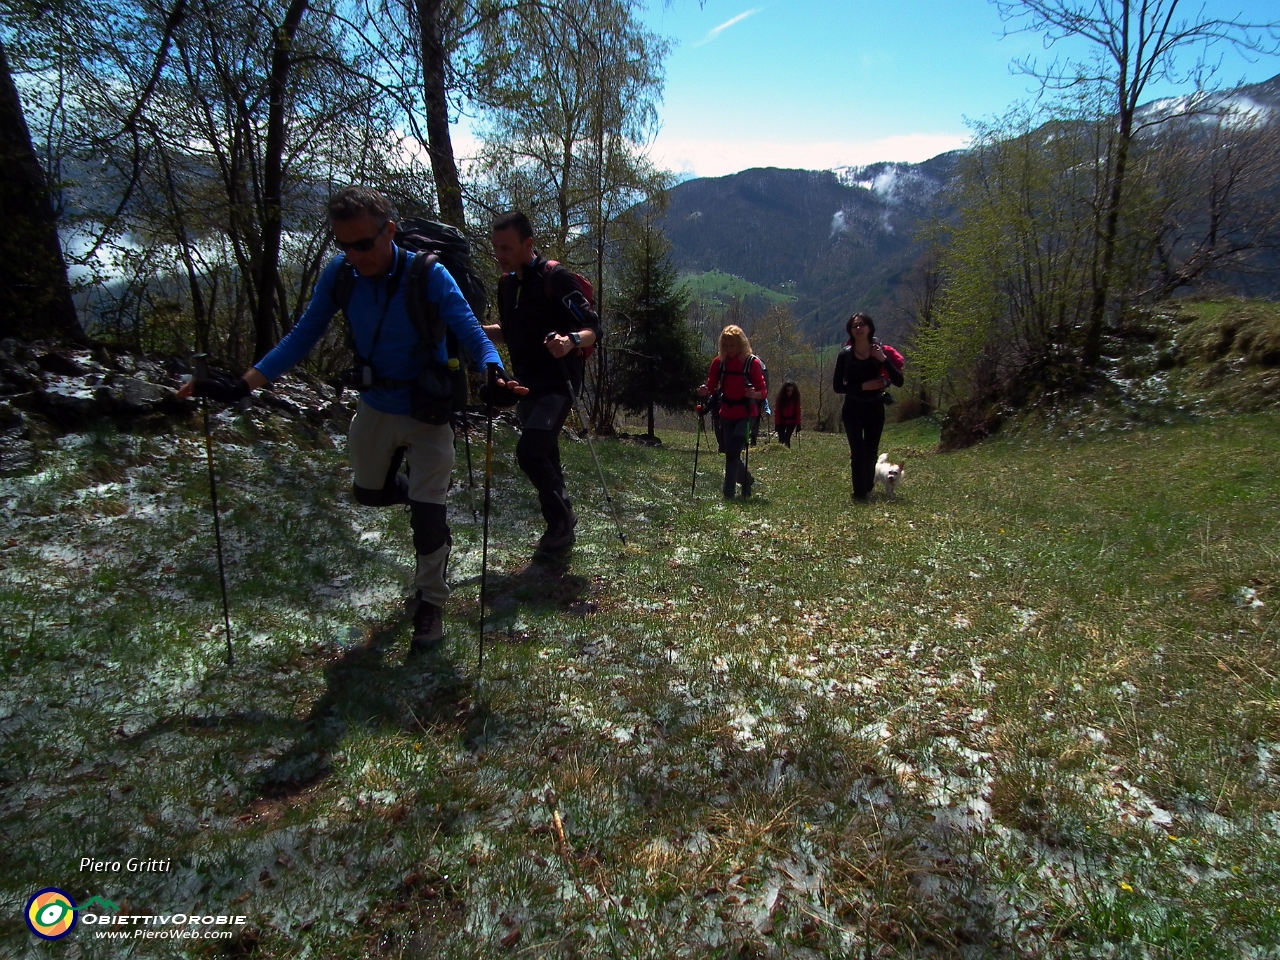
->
[692, 8, 761, 47]
[648, 132, 970, 179]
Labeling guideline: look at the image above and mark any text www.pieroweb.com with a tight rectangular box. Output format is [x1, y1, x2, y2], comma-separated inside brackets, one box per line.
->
[81, 913, 247, 941]
[94, 928, 234, 940]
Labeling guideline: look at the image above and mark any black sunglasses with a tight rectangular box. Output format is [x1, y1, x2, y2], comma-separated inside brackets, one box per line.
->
[334, 222, 388, 253]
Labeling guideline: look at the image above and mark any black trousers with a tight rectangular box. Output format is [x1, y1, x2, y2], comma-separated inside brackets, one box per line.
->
[722, 418, 752, 497]
[842, 400, 884, 498]
[516, 393, 574, 528]
[776, 424, 795, 447]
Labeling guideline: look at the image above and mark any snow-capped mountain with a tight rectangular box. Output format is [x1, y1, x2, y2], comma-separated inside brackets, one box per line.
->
[659, 73, 1280, 345]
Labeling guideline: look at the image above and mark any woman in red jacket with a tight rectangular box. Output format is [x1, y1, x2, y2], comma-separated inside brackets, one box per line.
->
[698, 325, 767, 498]
[774, 381, 802, 447]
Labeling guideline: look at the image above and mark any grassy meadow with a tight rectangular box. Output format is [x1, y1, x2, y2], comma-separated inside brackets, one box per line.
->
[1, 404, 1277, 958]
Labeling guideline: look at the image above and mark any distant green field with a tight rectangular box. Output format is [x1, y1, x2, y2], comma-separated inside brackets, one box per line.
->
[679, 270, 795, 307]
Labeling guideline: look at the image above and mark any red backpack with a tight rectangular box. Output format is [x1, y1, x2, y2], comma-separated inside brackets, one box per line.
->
[714, 354, 763, 416]
[539, 260, 596, 361]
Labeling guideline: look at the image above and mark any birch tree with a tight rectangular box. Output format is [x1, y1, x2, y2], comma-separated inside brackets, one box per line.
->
[992, 0, 1280, 363]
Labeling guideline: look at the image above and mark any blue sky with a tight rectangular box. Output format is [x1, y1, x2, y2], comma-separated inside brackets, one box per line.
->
[638, 0, 1280, 178]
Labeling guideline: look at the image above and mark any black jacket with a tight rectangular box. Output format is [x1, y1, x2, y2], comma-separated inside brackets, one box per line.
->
[496, 256, 601, 396]
[833, 344, 904, 407]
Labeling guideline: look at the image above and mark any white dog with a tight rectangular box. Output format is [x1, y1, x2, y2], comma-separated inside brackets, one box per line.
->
[875, 453, 903, 498]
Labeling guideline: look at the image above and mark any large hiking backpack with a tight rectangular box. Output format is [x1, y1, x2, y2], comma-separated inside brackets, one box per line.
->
[715, 353, 763, 415]
[331, 218, 488, 423]
[398, 218, 489, 322]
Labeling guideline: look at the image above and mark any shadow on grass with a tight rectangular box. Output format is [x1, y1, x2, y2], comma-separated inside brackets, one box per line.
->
[454, 550, 591, 624]
[254, 609, 476, 799]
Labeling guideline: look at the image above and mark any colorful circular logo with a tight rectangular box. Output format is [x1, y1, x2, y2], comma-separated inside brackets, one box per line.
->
[26, 888, 78, 940]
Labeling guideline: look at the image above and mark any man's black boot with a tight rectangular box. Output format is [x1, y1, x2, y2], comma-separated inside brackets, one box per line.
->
[410, 591, 444, 652]
[537, 493, 577, 552]
[538, 509, 578, 552]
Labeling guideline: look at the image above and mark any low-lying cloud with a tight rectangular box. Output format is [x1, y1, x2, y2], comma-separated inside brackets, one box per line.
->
[649, 132, 970, 179]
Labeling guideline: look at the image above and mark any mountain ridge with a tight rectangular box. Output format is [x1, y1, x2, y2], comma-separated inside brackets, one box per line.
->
[660, 72, 1280, 347]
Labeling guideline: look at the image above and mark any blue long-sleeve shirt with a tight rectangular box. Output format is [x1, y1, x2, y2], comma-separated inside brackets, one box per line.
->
[255, 245, 501, 416]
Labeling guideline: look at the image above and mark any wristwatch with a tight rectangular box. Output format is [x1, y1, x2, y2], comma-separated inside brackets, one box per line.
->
[567, 332, 582, 347]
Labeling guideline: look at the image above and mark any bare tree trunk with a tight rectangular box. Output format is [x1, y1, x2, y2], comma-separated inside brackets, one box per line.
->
[158, 144, 210, 351]
[589, 51, 610, 433]
[252, 0, 309, 361]
[415, 0, 466, 229]
[1085, 56, 1135, 367]
[0, 39, 85, 343]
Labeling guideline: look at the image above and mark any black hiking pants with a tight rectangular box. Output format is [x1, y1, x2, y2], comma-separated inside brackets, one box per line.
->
[776, 424, 795, 447]
[842, 400, 884, 499]
[516, 393, 575, 530]
[722, 418, 753, 497]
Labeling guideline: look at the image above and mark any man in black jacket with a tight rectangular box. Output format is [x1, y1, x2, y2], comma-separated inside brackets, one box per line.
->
[484, 212, 601, 554]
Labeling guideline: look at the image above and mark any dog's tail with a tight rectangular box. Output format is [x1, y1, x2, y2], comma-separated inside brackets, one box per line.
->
[877, 453, 888, 464]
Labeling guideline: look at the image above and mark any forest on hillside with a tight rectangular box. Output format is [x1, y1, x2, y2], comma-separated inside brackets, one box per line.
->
[3, 0, 1280, 442]
[2, 0, 699, 430]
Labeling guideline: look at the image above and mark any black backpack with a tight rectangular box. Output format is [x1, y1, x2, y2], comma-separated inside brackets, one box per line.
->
[396, 218, 489, 322]
[331, 218, 487, 422]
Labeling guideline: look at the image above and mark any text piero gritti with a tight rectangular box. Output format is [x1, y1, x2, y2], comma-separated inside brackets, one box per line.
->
[80, 857, 173, 873]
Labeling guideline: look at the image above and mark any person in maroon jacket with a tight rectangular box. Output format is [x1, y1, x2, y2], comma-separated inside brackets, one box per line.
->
[774, 380, 802, 447]
[832, 313, 904, 501]
[698, 325, 767, 498]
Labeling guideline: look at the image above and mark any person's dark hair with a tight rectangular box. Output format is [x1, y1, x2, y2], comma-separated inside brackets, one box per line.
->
[776, 380, 800, 406]
[492, 210, 534, 241]
[328, 186, 394, 223]
[846, 312, 875, 338]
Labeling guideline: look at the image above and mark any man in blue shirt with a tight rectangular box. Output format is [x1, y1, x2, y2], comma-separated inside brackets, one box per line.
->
[181, 187, 524, 652]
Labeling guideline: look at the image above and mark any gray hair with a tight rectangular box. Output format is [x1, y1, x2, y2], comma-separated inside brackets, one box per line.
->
[328, 186, 394, 223]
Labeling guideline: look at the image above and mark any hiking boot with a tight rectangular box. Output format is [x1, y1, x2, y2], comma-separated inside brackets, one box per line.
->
[537, 511, 578, 552]
[410, 593, 443, 652]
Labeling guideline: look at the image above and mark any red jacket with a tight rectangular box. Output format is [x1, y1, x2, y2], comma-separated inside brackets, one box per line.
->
[775, 394, 802, 426]
[706, 354, 766, 420]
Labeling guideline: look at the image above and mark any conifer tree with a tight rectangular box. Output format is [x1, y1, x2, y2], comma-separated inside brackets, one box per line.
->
[611, 214, 703, 439]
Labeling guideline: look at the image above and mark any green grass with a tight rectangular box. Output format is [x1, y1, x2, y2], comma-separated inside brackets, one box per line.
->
[678, 270, 795, 308]
[1158, 299, 1280, 413]
[2, 407, 1278, 957]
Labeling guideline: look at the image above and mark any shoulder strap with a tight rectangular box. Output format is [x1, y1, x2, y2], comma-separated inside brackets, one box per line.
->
[331, 257, 356, 312]
[404, 252, 446, 359]
[332, 259, 357, 353]
[540, 259, 560, 298]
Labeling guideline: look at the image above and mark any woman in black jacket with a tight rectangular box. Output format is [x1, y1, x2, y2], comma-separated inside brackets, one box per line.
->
[832, 313, 903, 500]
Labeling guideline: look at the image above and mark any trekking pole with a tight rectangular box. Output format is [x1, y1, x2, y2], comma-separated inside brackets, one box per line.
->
[192, 354, 234, 667]
[691, 408, 705, 495]
[477, 399, 494, 682]
[554, 352, 626, 545]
